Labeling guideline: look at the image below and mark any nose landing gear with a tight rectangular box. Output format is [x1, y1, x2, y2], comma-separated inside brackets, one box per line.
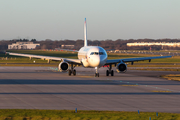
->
[106, 64, 114, 76]
[95, 67, 99, 77]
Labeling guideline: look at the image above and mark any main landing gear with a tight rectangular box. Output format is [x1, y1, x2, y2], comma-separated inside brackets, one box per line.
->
[106, 64, 114, 76]
[95, 67, 99, 77]
[68, 64, 76, 76]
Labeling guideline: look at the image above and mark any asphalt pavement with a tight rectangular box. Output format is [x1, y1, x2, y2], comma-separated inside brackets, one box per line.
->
[0, 66, 180, 112]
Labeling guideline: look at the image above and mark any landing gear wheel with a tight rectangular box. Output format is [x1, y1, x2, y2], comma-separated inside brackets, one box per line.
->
[68, 70, 72, 76]
[107, 64, 114, 77]
[73, 69, 76, 76]
[111, 70, 114, 76]
[106, 70, 109, 76]
[68, 63, 77, 76]
[95, 73, 99, 77]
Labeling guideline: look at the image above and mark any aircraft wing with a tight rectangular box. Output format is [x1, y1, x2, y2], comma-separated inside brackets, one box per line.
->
[6, 52, 81, 64]
[105, 56, 172, 65]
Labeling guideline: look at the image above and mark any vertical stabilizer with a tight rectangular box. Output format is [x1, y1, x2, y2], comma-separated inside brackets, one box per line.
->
[84, 18, 87, 46]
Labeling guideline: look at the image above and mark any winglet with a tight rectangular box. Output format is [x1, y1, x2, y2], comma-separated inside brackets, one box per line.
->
[84, 18, 87, 46]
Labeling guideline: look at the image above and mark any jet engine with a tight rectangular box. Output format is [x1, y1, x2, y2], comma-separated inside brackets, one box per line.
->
[58, 62, 69, 71]
[116, 62, 127, 73]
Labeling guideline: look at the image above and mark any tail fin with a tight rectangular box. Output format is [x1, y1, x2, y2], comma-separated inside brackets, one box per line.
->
[84, 18, 87, 46]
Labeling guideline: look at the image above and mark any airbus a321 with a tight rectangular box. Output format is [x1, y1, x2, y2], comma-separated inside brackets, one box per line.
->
[7, 18, 172, 77]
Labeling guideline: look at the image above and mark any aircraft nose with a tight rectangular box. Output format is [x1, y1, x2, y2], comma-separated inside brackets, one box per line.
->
[90, 55, 106, 67]
[93, 56, 100, 67]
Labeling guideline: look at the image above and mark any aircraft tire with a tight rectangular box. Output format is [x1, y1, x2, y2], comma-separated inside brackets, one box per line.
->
[95, 73, 99, 77]
[111, 70, 114, 76]
[97, 73, 99, 77]
[68, 70, 72, 76]
[106, 70, 109, 76]
[73, 69, 76, 76]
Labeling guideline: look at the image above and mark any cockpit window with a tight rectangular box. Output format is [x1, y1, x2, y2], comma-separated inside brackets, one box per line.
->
[90, 52, 94, 55]
[95, 52, 98, 55]
[90, 52, 105, 55]
[99, 52, 104, 55]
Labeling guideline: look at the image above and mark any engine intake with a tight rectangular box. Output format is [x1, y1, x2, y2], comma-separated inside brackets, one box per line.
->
[58, 62, 69, 71]
[116, 62, 127, 73]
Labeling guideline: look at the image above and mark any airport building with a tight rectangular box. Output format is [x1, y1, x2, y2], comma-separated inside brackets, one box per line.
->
[8, 42, 40, 50]
[61, 45, 74, 48]
[127, 42, 180, 47]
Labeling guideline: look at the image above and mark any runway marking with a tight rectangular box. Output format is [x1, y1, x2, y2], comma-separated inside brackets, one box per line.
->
[107, 79, 176, 93]
[121, 85, 138, 86]
[152, 90, 172, 93]
[78, 76, 93, 78]
[49, 67, 178, 93]
[48, 67, 60, 71]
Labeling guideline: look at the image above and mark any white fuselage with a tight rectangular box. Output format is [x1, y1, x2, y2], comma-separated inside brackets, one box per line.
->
[78, 46, 107, 68]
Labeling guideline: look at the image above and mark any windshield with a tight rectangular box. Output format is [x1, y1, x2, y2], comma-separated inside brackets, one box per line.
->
[90, 52, 105, 55]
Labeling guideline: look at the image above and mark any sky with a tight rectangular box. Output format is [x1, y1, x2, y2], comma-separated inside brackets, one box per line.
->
[0, 0, 180, 40]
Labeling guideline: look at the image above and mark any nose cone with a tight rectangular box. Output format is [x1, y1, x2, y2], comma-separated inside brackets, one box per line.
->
[91, 56, 100, 67]
[89, 55, 107, 67]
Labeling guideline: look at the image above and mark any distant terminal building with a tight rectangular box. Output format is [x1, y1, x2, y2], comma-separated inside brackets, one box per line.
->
[127, 42, 180, 47]
[61, 45, 74, 48]
[8, 42, 40, 50]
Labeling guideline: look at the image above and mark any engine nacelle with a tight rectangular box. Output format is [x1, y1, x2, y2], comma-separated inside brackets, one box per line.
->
[58, 62, 69, 71]
[116, 62, 127, 73]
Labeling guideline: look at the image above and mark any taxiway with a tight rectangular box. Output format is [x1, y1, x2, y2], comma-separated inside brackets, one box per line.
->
[0, 66, 180, 112]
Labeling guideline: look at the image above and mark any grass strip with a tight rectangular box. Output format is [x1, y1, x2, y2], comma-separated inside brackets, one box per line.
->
[0, 109, 179, 120]
[0, 63, 58, 67]
[161, 74, 180, 81]
[129, 68, 180, 71]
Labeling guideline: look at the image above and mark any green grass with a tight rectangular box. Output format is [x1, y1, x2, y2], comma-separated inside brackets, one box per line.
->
[6, 50, 78, 59]
[0, 109, 179, 120]
[161, 74, 180, 81]
[108, 53, 177, 63]
[0, 63, 58, 67]
[130, 68, 180, 71]
[0, 57, 59, 67]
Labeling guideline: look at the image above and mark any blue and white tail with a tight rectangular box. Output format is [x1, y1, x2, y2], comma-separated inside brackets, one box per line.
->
[84, 18, 87, 47]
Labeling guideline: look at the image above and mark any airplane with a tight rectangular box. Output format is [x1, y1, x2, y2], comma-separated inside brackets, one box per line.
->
[6, 18, 172, 77]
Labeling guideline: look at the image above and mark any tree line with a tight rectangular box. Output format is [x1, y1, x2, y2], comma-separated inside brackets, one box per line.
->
[1, 38, 180, 50]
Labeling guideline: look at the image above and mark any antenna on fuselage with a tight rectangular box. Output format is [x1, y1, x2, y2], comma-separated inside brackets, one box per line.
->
[84, 18, 87, 46]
